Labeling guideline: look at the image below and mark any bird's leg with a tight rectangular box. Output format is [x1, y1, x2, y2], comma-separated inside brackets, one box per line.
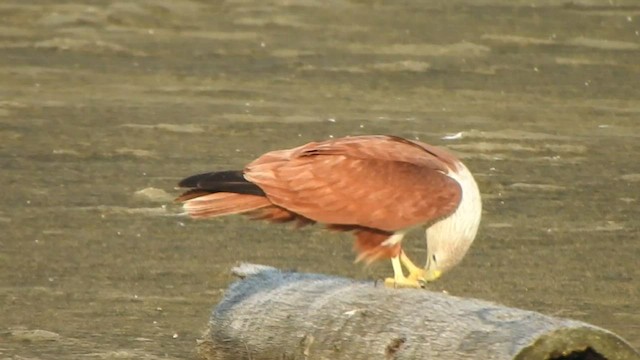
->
[384, 256, 424, 289]
[400, 250, 426, 283]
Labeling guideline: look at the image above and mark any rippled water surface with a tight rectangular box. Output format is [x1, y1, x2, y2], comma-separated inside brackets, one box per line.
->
[1, 0, 639, 358]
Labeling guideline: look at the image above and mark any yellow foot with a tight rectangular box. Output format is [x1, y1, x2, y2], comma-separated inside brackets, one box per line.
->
[400, 250, 426, 283]
[386, 254, 426, 289]
[383, 276, 425, 289]
[407, 268, 426, 282]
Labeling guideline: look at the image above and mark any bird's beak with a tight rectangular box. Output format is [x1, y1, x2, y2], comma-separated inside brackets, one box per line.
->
[423, 269, 442, 282]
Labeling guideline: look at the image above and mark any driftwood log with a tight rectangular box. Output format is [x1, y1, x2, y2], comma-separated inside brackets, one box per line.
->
[197, 264, 640, 360]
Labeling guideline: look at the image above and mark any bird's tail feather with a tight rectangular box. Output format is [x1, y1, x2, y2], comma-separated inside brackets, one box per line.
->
[176, 169, 314, 224]
[177, 170, 274, 218]
[181, 192, 272, 218]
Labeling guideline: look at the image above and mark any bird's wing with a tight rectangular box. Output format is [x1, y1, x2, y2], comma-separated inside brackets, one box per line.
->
[244, 135, 462, 231]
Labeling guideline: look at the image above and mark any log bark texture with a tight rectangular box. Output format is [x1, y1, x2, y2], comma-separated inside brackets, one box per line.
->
[197, 264, 640, 360]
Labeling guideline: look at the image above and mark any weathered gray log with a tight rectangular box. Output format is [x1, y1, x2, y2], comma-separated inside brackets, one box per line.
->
[197, 264, 640, 360]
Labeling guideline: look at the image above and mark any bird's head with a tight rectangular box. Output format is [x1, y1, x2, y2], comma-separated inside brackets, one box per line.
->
[423, 255, 443, 282]
[422, 161, 482, 282]
[423, 246, 466, 282]
[423, 201, 481, 282]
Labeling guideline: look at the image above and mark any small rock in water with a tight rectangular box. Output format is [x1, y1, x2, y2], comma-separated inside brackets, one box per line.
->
[11, 329, 61, 342]
[134, 187, 174, 203]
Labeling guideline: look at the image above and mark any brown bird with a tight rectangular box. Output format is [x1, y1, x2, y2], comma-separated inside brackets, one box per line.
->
[176, 135, 482, 288]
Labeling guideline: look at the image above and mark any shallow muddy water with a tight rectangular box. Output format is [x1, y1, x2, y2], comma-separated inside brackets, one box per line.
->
[1, 0, 639, 358]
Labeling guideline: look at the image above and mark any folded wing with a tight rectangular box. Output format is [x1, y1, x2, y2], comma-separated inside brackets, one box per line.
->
[244, 135, 462, 231]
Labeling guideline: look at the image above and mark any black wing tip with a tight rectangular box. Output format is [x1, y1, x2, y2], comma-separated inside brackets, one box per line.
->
[177, 170, 245, 188]
[177, 170, 266, 197]
[177, 173, 205, 188]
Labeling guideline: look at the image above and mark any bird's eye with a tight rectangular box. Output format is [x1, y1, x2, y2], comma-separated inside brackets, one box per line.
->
[431, 254, 437, 263]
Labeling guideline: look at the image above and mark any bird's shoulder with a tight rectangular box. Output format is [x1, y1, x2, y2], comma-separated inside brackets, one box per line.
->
[248, 135, 459, 172]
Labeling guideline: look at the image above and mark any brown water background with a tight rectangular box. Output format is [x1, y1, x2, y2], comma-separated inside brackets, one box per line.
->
[1, 0, 639, 358]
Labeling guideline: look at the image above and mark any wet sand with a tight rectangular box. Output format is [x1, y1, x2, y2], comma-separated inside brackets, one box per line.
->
[1, 0, 639, 358]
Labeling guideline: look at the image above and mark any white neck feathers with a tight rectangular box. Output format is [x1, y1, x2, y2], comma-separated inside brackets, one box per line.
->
[425, 161, 482, 271]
